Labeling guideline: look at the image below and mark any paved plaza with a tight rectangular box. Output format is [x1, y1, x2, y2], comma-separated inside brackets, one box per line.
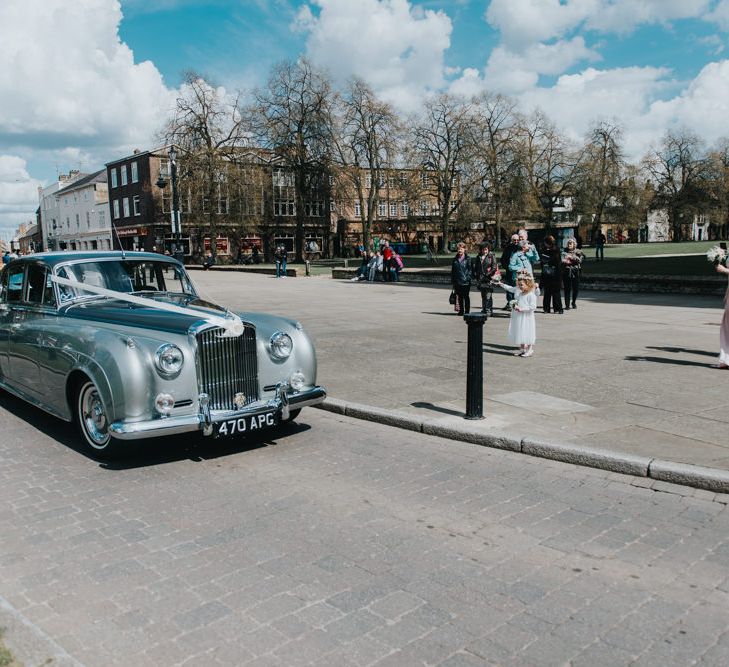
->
[1, 271, 729, 666]
[196, 271, 729, 472]
[1, 400, 728, 666]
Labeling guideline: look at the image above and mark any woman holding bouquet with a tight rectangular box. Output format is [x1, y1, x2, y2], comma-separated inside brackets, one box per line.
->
[716, 259, 729, 369]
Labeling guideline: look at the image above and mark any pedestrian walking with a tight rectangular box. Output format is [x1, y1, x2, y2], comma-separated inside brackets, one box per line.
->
[715, 260, 729, 369]
[471, 242, 498, 316]
[595, 232, 606, 260]
[493, 271, 538, 357]
[540, 235, 563, 314]
[274, 244, 287, 278]
[562, 238, 584, 309]
[451, 242, 471, 315]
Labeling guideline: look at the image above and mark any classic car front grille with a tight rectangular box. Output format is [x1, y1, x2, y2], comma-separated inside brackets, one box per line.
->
[196, 325, 259, 410]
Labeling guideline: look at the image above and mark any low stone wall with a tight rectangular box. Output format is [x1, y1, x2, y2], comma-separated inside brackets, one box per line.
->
[332, 267, 726, 296]
[187, 265, 299, 277]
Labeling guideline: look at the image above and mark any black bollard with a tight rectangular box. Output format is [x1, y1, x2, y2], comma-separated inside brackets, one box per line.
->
[463, 312, 487, 420]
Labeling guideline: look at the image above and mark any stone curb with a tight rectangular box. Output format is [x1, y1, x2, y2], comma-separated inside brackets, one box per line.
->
[313, 399, 729, 494]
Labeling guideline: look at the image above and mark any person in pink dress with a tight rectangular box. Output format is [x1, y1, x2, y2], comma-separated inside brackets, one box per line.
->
[716, 261, 729, 369]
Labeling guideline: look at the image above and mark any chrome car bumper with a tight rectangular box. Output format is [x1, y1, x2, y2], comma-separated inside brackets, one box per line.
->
[109, 385, 326, 440]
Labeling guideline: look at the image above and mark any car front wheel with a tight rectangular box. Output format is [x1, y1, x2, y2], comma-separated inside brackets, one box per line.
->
[75, 379, 122, 459]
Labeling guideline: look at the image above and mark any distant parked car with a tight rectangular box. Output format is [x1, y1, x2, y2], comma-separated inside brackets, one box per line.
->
[0, 252, 325, 458]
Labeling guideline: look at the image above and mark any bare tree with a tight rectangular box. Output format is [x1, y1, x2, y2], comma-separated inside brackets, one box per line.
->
[643, 130, 709, 241]
[161, 71, 248, 258]
[247, 59, 334, 261]
[470, 93, 520, 246]
[706, 138, 729, 239]
[409, 94, 480, 250]
[330, 78, 401, 250]
[574, 121, 624, 242]
[514, 110, 583, 229]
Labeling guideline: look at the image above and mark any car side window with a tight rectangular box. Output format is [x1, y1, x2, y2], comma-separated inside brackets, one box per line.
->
[26, 265, 55, 306]
[6, 265, 24, 304]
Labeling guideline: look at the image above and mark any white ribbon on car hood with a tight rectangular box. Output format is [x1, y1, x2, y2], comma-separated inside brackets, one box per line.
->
[52, 275, 245, 337]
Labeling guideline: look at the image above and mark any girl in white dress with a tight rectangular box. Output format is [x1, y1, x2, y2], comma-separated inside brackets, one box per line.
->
[494, 272, 538, 357]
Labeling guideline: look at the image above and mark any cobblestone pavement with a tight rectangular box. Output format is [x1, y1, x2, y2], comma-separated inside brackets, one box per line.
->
[1, 394, 728, 666]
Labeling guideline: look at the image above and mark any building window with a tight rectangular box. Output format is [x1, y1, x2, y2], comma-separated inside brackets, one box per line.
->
[272, 168, 294, 187]
[159, 159, 170, 178]
[330, 201, 335, 212]
[390, 203, 397, 217]
[120, 165, 128, 186]
[76, 213, 80, 228]
[113, 200, 119, 219]
[354, 202, 361, 217]
[365, 174, 372, 189]
[122, 197, 130, 218]
[99, 210, 105, 227]
[86, 211, 90, 228]
[305, 201, 324, 217]
[378, 201, 387, 217]
[131, 161, 138, 183]
[273, 199, 295, 216]
[401, 202, 409, 216]
[110, 169, 117, 188]
[133, 195, 140, 216]
[421, 171, 429, 187]
[420, 201, 429, 215]
[377, 175, 385, 187]
[66, 216, 70, 228]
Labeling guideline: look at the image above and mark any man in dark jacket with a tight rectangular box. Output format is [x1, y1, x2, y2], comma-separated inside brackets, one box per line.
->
[451, 242, 472, 315]
[471, 242, 497, 316]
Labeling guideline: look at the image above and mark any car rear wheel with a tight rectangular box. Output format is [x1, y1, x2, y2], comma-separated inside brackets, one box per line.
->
[75, 379, 122, 459]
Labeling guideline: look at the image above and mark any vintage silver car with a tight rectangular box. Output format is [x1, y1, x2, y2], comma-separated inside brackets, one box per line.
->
[0, 252, 325, 458]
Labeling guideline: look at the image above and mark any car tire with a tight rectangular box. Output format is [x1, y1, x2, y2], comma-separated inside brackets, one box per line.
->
[283, 408, 301, 423]
[75, 379, 123, 459]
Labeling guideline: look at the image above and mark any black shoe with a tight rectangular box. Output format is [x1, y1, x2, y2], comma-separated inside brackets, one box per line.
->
[572, 302, 577, 309]
[565, 305, 570, 310]
[556, 310, 564, 314]
[543, 309, 551, 313]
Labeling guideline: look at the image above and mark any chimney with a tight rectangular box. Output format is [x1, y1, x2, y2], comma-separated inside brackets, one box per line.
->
[133, 148, 140, 154]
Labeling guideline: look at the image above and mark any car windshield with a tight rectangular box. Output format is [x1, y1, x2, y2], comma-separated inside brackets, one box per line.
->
[56, 259, 197, 304]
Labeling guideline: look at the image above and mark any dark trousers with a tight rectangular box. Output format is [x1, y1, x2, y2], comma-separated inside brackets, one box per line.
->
[595, 245, 604, 260]
[454, 284, 471, 315]
[478, 286, 493, 314]
[382, 258, 392, 281]
[542, 281, 563, 312]
[564, 272, 579, 306]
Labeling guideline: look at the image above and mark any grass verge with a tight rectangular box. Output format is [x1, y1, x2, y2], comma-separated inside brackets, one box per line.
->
[0, 628, 20, 667]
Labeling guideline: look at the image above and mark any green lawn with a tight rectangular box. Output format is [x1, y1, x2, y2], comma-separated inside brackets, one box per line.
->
[0, 629, 19, 667]
[581, 255, 715, 277]
[593, 241, 718, 259]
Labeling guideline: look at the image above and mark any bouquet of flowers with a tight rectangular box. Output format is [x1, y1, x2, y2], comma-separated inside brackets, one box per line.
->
[492, 269, 502, 282]
[508, 299, 518, 311]
[706, 246, 727, 266]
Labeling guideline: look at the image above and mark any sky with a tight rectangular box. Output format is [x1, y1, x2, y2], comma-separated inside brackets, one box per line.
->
[1, 0, 729, 240]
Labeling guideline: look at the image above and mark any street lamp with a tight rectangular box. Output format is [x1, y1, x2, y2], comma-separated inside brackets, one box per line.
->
[156, 146, 183, 261]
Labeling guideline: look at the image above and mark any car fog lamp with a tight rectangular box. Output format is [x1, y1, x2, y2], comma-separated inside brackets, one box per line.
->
[154, 393, 175, 416]
[289, 371, 306, 392]
[155, 344, 184, 376]
[269, 331, 293, 360]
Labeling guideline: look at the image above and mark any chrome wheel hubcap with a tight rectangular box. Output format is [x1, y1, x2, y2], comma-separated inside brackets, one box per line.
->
[80, 384, 110, 448]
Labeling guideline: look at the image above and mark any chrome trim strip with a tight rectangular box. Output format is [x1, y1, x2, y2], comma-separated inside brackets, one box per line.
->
[108, 386, 326, 440]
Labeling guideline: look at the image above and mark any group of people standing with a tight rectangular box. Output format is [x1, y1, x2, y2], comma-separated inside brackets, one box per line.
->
[450, 229, 586, 357]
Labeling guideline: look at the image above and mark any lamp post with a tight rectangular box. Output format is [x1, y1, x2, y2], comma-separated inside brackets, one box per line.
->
[157, 146, 183, 262]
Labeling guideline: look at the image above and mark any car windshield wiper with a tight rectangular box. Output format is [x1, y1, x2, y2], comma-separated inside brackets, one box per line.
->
[61, 294, 111, 307]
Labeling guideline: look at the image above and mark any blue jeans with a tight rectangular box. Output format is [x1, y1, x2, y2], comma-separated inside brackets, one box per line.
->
[276, 259, 287, 277]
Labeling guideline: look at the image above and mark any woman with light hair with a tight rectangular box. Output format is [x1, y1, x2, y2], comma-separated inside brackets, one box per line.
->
[562, 237, 584, 309]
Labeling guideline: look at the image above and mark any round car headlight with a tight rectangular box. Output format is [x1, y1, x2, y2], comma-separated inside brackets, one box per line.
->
[155, 344, 184, 377]
[269, 332, 293, 360]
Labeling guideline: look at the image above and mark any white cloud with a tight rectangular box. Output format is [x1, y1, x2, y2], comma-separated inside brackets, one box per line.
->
[485, 0, 711, 47]
[0, 0, 175, 151]
[707, 0, 729, 31]
[0, 155, 42, 239]
[483, 38, 600, 93]
[295, 0, 452, 110]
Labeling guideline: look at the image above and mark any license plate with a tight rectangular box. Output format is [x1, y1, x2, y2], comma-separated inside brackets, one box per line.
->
[214, 411, 278, 438]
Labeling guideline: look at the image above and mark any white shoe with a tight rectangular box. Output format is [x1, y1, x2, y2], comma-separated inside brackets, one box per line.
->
[522, 349, 533, 357]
